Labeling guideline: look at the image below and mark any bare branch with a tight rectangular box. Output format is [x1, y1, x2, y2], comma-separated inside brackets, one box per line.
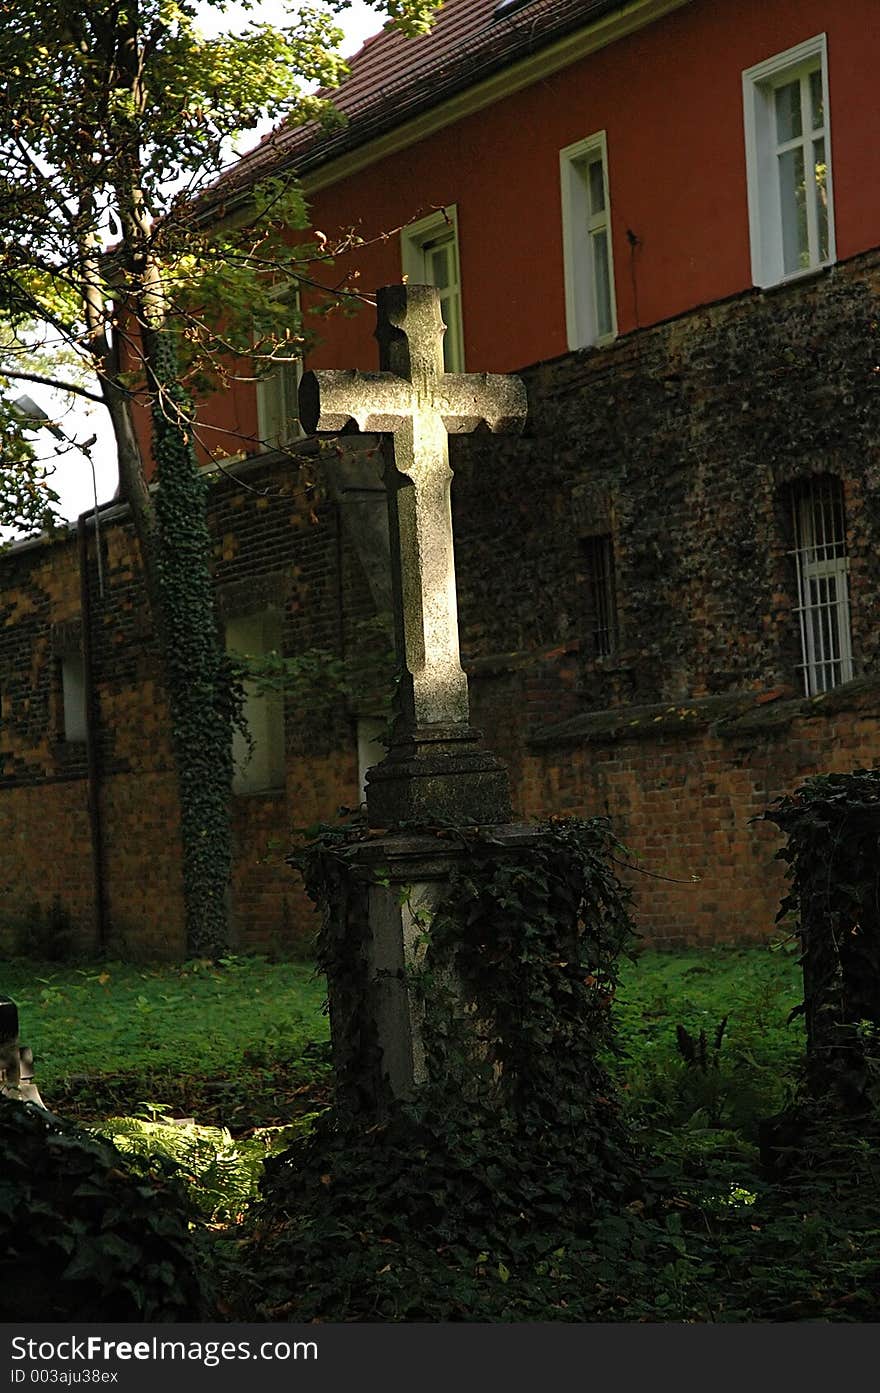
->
[0, 366, 104, 403]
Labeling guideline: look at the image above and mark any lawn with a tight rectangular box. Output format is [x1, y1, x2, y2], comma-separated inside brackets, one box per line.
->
[614, 942, 804, 1126]
[3, 944, 803, 1132]
[1, 955, 331, 1129]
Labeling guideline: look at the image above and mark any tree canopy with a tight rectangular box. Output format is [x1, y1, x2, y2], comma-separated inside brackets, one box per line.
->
[0, 0, 439, 528]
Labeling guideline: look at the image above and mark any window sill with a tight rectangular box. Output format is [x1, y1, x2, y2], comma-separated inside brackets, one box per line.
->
[569, 331, 619, 355]
[755, 260, 835, 294]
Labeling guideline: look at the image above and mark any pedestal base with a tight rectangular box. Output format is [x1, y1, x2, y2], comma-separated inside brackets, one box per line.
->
[365, 724, 512, 828]
[328, 824, 538, 1111]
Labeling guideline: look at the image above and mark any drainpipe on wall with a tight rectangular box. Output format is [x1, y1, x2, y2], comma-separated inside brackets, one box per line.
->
[78, 510, 109, 955]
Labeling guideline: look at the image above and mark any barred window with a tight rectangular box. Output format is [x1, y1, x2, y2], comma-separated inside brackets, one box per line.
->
[789, 475, 852, 695]
[582, 533, 618, 658]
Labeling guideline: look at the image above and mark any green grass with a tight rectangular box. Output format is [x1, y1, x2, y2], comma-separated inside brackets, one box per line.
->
[3, 946, 802, 1085]
[1, 955, 330, 1130]
[4, 947, 804, 1134]
[614, 942, 804, 1127]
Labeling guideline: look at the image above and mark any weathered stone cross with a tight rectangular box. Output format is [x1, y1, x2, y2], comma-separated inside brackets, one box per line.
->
[299, 284, 527, 825]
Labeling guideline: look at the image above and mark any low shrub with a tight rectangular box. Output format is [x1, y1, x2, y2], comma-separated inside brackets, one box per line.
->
[92, 1115, 317, 1224]
[0, 1098, 206, 1320]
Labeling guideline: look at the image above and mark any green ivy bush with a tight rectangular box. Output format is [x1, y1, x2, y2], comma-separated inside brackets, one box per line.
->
[152, 330, 242, 959]
[0, 1099, 206, 1320]
[762, 768, 880, 1111]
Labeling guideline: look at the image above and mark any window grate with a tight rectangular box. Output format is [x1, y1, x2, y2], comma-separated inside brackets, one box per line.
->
[789, 475, 852, 695]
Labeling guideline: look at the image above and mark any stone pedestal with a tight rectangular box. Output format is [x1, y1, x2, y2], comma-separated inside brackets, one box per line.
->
[365, 725, 511, 828]
[326, 824, 539, 1110]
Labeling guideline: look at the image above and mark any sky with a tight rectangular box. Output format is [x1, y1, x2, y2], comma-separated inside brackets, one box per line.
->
[23, 1, 386, 530]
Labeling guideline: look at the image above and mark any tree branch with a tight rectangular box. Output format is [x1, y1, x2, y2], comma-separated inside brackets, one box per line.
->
[0, 367, 103, 403]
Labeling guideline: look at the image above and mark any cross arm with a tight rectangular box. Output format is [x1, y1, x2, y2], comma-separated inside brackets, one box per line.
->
[299, 369, 412, 435]
[439, 373, 528, 435]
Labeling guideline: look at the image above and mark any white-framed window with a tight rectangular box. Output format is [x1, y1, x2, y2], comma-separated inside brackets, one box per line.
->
[225, 610, 285, 794]
[743, 35, 835, 288]
[560, 131, 617, 351]
[789, 475, 852, 696]
[401, 206, 465, 371]
[255, 287, 303, 451]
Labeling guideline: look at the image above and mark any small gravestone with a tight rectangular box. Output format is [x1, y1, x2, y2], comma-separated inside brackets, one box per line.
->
[0, 997, 46, 1109]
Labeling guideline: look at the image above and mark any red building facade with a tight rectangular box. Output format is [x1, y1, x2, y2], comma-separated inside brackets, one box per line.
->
[204, 0, 880, 445]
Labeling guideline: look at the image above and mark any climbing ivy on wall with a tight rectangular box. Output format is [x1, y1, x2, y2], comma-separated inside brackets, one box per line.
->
[152, 332, 242, 958]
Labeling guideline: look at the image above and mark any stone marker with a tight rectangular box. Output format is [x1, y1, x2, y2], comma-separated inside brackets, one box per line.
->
[300, 284, 527, 827]
[0, 997, 46, 1109]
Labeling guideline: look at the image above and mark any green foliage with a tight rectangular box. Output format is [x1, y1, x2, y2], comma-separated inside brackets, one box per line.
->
[613, 945, 804, 1138]
[0, 1098, 204, 1320]
[0, 0, 443, 472]
[237, 816, 641, 1320]
[1, 955, 330, 1130]
[10, 944, 880, 1321]
[230, 615, 395, 714]
[762, 768, 880, 1106]
[0, 389, 61, 534]
[92, 1115, 311, 1224]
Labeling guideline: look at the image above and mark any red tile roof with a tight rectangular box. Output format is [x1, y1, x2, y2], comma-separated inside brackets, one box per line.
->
[211, 0, 635, 204]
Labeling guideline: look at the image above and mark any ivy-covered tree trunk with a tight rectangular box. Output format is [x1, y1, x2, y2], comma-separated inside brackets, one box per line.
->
[150, 330, 235, 958]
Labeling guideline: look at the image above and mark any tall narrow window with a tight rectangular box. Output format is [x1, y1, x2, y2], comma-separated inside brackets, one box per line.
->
[743, 35, 835, 287]
[401, 206, 464, 371]
[60, 652, 87, 742]
[356, 716, 386, 805]
[790, 476, 852, 695]
[560, 131, 617, 350]
[255, 288, 303, 451]
[582, 534, 618, 658]
[225, 611, 285, 793]
[257, 355, 302, 450]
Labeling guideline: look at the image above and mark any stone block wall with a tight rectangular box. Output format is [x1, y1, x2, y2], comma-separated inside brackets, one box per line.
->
[0, 456, 371, 958]
[452, 248, 880, 707]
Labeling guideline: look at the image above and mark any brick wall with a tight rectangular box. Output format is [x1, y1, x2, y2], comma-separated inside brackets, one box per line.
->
[1, 252, 878, 955]
[0, 456, 371, 958]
